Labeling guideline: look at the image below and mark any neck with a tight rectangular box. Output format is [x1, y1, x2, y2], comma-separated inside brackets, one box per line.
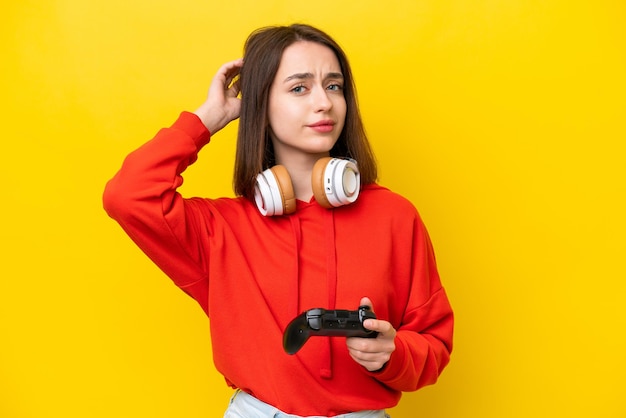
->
[276, 153, 329, 202]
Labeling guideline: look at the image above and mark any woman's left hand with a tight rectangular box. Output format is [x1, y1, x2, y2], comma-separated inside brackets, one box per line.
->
[346, 297, 396, 372]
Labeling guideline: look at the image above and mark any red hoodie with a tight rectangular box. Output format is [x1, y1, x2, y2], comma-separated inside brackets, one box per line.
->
[103, 112, 453, 416]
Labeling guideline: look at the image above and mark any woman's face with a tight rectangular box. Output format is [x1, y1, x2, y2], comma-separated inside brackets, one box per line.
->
[267, 41, 347, 164]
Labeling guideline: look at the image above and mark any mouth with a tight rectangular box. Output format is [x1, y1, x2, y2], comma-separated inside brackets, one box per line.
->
[307, 120, 336, 133]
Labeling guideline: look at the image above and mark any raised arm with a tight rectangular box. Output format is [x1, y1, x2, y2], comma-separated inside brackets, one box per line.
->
[102, 59, 243, 313]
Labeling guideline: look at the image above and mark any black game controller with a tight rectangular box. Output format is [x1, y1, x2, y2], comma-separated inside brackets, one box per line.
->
[283, 306, 378, 354]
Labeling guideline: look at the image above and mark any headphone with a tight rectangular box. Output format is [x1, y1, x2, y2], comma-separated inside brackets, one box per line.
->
[254, 157, 360, 216]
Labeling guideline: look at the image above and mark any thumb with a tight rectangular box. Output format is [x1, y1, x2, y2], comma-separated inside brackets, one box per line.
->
[359, 296, 373, 309]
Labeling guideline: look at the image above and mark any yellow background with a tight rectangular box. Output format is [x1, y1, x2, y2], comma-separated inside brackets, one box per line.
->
[2, 1, 625, 417]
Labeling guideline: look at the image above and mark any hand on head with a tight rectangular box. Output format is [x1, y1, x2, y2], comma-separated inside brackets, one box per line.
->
[194, 58, 244, 135]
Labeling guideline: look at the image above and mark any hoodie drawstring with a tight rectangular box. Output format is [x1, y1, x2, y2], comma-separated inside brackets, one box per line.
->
[289, 207, 338, 380]
[289, 216, 302, 318]
[320, 210, 338, 379]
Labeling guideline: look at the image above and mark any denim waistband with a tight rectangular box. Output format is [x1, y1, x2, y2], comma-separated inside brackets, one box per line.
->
[224, 390, 390, 418]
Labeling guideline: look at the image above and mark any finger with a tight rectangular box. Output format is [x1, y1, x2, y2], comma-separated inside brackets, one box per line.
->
[349, 351, 390, 372]
[348, 348, 380, 361]
[347, 336, 379, 352]
[359, 296, 372, 308]
[221, 58, 244, 74]
[363, 319, 395, 337]
[213, 59, 243, 87]
[207, 60, 243, 100]
[224, 67, 241, 88]
[225, 78, 241, 98]
[347, 343, 392, 371]
[225, 58, 244, 72]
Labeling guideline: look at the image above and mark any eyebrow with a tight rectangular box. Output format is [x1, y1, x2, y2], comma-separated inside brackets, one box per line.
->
[283, 72, 344, 83]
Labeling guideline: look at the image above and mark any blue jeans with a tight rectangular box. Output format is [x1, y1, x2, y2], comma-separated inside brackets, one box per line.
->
[224, 390, 390, 418]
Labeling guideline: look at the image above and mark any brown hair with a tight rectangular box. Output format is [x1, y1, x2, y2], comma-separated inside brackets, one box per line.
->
[234, 24, 377, 200]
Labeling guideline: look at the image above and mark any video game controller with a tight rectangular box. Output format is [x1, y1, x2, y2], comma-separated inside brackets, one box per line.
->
[283, 306, 378, 354]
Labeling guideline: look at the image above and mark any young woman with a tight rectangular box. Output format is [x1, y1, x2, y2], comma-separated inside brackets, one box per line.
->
[103, 24, 453, 417]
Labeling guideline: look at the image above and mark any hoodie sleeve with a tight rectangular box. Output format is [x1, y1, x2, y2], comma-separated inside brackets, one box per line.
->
[370, 216, 454, 392]
[102, 112, 213, 313]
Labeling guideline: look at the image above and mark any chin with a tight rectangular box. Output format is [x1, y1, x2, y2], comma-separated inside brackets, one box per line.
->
[306, 137, 340, 153]
[271, 135, 339, 159]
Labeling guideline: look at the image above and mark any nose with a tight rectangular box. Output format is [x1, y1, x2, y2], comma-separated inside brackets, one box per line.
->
[311, 86, 333, 112]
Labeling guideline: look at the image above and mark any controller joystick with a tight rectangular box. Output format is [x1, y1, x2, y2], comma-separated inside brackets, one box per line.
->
[283, 305, 378, 355]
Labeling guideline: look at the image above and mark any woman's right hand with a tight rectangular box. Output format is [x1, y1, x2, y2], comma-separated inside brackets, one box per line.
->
[194, 58, 244, 135]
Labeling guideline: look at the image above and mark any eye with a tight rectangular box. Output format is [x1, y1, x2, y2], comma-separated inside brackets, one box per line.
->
[291, 85, 306, 94]
[327, 83, 343, 92]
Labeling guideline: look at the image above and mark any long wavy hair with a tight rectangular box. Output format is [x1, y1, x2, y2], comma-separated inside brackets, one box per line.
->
[234, 24, 377, 200]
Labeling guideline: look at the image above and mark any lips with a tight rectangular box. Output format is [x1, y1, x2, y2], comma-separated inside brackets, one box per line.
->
[308, 120, 335, 133]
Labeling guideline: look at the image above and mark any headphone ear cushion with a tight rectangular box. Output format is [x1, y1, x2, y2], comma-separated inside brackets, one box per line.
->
[254, 165, 296, 216]
[312, 157, 334, 208]
[269, 165, 297, 215]
[312, 157, 360, 208]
